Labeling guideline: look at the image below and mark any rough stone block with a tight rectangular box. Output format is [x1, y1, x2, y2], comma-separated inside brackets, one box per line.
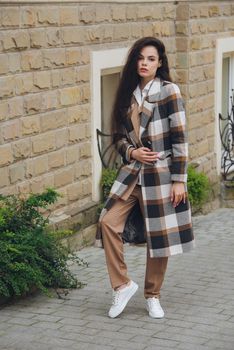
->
[43, 48, 66, 68]
[29, 29, 47, 48]
[75, 160, 92, 179]
[68, 124, 86, 143]
[15, 73, 34, 95]
[60, 67, 76, 86]
[24, 93, 43, 114]
[33, 71, 51, 90]
[142, 23, 154, 37]
[0, 76, 14, 98]
[0, 101, 8, 121]
[17, 180, 30, 194]
[37, 7, 59, 25]
[176, 22, 189, 36]
[75, 66, 89, 83]
[190, 37, 201, 50]
[86, 25, 104, 42]
[32, 132, 55, 154]
[67, 182, 83, 201]
[111, 5, 126, 21]
[79, 142, 91, 159]
[0, 167, 9, 188]
[42, 90, 58, 111]
[61, 27, 85, 45]
[0, 54, 8, 74]
[59, 86, 81, 106]
[131, 23, 142, 38]
[8, 97, 24, 119]
[176, 53, 188, 69]
[40, 109, 67, 132]
[54, 167, 74, 188]
[9, 163, 25, 184]
[176, 37, 189, 52]
[48, 150, 65, 170]
[21, 51, 43, 71]
[55, 128, 68, 149]
[79, 6, 95, 24]
[0, 145, 13, 166]
[51, 69, 60, 88]
[21, 7, 37, 27]
[1, 31, 16, 51]
[96, 6, 111, 22]
[163, 4, 175, 19]
[2, 120, 20, 141]
[21, 115, 40, 135]
[8, 53, 21, 73]
[81, 85, 90, 103]
[60, 6, 78, 25]
[113, 23, 130, 40]
[208, 6, 219, 17]
[33, 155, 48, 176]
[126, 6, 137, 21]
[46, 28, 61, 47]
[176, 4, 189, 20]
[65, 48, 82, 65]
[12, 139, 31, 160]
[1, 7, 20, 27]
[66, 145, 79, 165]
[68, 105, 90, 124]
[14, 30, 30, 50]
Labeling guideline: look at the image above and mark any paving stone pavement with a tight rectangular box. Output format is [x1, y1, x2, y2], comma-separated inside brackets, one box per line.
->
[1, 207, 234, 350]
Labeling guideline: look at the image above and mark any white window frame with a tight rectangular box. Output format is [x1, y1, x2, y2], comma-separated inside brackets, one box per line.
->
[215, 37, 234, 177]
[91, 47, 129, 201]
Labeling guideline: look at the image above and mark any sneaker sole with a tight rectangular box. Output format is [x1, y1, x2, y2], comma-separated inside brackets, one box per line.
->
[146, 304, 164, 318]
[109, 282, 138, 318]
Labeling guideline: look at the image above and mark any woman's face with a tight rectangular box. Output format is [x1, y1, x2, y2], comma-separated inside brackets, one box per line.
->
[137, 45, 161, 82]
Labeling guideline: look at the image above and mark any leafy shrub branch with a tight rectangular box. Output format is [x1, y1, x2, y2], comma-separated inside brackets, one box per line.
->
[0, 188, 88, 299]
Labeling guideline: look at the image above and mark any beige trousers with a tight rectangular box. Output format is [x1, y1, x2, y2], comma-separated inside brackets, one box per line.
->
[101, 184, 168, 299]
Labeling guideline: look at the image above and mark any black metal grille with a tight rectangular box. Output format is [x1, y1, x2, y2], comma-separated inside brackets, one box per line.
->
[96, 129, 121, 169]
[219, 89, 234, 182]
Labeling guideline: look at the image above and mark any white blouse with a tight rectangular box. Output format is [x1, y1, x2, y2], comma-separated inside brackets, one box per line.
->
[132, 78, 161, 185]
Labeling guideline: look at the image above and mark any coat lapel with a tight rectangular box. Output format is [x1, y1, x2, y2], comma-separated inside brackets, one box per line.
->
[139, 78, 162, 139]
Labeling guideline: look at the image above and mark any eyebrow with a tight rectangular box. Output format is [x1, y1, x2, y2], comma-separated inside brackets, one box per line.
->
[138, 54, 157, 58]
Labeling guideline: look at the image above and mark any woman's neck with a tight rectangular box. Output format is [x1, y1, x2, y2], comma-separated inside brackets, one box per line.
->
[139, 77, 155, 90]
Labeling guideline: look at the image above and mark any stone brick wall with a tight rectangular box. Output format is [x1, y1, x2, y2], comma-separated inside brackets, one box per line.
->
[0, 1, 233, 226]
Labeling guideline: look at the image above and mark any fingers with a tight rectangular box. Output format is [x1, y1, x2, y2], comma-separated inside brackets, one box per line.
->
[171, 191, 186, 207]
[139, 148, 158, 163]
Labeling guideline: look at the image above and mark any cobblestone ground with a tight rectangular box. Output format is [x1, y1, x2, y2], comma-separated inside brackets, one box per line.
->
[0, 208, 234, 350]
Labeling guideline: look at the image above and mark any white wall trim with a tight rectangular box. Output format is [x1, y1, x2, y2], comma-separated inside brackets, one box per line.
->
[215, 37, 234, 177]
[91, 47, 129, 202]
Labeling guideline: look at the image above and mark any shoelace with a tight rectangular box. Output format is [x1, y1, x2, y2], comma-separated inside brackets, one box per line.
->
[112, 290, 121, 305]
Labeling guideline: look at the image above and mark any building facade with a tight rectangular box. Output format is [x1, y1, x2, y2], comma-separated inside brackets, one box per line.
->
[0, 0, 234, 244]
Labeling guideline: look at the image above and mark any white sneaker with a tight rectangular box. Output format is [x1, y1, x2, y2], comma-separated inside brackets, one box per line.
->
[146, 297, 165, 318]
[108, 280, 138, 318]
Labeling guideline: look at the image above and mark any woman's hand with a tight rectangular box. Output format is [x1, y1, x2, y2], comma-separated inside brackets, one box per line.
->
[170, 182, 186, 208]
[131, 147, 159, 165]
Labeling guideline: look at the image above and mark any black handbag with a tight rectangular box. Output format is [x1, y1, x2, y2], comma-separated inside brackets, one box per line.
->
[122, 201, 146, 244]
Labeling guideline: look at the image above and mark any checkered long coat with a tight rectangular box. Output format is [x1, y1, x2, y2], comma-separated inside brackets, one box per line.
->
[95, 77, 195, 258]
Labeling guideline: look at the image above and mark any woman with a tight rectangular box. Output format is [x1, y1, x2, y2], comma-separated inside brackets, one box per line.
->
[95, 37, 195, 319]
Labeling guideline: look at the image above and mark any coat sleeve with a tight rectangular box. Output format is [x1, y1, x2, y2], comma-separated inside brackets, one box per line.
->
[166, 83, 188, 183]
[113, 132, 136, 164]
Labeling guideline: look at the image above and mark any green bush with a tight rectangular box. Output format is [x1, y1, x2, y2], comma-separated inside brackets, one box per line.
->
[187, 164, 211, 210]
[100, 164, 211, 211]
[100, 168, 118, 202]
[0, 188, 88, 298]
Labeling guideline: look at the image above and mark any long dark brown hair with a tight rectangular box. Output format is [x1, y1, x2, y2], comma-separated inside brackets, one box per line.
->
[111, 37, 173, 142]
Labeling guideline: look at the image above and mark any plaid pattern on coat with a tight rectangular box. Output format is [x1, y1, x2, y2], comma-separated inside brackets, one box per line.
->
[95, 77, 195, 258]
